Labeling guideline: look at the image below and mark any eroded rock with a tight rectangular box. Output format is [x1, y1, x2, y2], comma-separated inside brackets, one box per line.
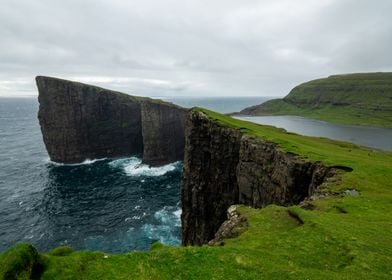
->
[208, 205, 248, 246]
[181, 111, 334, 246]
[36, 76, 187, 166]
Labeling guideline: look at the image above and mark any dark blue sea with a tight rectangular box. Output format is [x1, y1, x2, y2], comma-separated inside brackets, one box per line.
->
[0, 96, 268, 253]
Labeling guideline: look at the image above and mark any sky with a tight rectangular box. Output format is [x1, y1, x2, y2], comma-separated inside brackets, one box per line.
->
[1, 0, 391, 97]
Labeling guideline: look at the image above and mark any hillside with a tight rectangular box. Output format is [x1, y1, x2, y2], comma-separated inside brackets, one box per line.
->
[240, 73, 392, 128]
[1, 108, 392, 279]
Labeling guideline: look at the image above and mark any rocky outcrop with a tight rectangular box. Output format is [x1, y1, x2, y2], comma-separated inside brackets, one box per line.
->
[181, 110, 332, 246]
[208, 205, 248, 246]
[36, 76, 187, 166]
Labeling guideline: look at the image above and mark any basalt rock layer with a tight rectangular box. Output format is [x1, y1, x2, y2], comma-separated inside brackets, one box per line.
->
[36, 76, 187, 166]
[181, 110, 332, 246]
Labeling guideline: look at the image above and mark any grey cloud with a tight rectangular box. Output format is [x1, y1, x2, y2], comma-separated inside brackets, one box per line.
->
[0, 0, 391, 97]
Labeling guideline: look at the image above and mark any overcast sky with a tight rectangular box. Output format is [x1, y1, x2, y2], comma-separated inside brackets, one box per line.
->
[1, 0, 391, 97]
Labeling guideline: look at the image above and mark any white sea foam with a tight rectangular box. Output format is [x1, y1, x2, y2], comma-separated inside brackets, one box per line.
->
[140, 205, 182, 245]
[125, 216, 141, 222]
[108, 157, 136, 168]
[173, 209, 182, 219]
[80, 158, 107, 165]
[109, 157, 180, 177]
[46, 157, 107, 166]
[154, 206, 182, 227]
[124, 162, 178, 177]
[141, 224, 177, 244]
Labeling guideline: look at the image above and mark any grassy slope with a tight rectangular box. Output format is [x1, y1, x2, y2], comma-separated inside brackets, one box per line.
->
[1, 108, 392, 279]
[240, 73, 392, 128]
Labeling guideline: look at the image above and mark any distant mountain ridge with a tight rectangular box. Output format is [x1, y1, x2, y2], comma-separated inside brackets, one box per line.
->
[240, 72, 392, 128]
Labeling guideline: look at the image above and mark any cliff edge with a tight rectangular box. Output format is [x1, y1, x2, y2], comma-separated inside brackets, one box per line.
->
[36, 76, 187, 166]
[182, 109, 336, 245]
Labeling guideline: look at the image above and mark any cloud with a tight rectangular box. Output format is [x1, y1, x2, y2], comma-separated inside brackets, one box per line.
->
[0, 0, 391, 97]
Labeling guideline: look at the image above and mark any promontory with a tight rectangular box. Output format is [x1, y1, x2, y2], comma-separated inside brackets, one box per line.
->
[239, 72, 392, 128]
[36, 76, 187, 166]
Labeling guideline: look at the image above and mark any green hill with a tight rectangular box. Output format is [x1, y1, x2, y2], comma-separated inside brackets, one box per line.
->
[1, 108, 392, 279]
[240, 73, 392, 128]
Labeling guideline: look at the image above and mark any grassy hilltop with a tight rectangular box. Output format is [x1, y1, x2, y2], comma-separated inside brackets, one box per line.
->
[240, 73, 392, 128]
[1, 108, 392, 279]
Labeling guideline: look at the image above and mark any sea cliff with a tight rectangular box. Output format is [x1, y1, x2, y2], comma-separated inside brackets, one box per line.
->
[36, 76, 187, 166]
[181, 109, 332, 245]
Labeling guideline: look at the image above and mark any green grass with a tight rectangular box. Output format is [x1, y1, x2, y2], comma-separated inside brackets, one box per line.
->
[1, 108, 392, 279]
[240, 72, 392, 128]
[0, 243, 42, 280]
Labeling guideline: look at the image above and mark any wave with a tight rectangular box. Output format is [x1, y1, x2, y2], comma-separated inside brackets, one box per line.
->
[46, 157, 107, 166]
[109, 157, 181, 177]
[154, 205, 181, 227]
[141, 224, 179, 245]
[45, 156, 181, 176]
[141, 205, 181, 245]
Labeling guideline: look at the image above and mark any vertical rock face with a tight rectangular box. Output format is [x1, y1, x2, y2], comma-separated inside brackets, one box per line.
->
[181, 111, 330, 246]
[36, 76, 186, 165]
[141, 102, 187, 166]
[181, 111, 242, 245]
[236, 137, 328, 208]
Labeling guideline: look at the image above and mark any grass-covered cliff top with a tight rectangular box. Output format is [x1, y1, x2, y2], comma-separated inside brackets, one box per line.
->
[240, 72, 392, 128]
[1, 108, 392, 279]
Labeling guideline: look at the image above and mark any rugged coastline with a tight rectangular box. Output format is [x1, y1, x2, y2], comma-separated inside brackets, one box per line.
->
[1, 84, 392, 279]
[182, 109, 333, 245]
[36, 76, 187, 166]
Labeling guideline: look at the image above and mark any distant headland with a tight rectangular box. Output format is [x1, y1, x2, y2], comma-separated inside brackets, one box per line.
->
[238, 72, 392, 128]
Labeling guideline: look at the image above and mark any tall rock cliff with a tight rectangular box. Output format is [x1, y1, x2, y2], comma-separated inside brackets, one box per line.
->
[141, 101, 186, 166]
[36, 76, 187, 166]
[181, 110, 330, 246]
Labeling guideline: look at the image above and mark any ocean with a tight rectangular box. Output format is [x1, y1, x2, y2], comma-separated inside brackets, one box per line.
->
[0, 96, 268, 253]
